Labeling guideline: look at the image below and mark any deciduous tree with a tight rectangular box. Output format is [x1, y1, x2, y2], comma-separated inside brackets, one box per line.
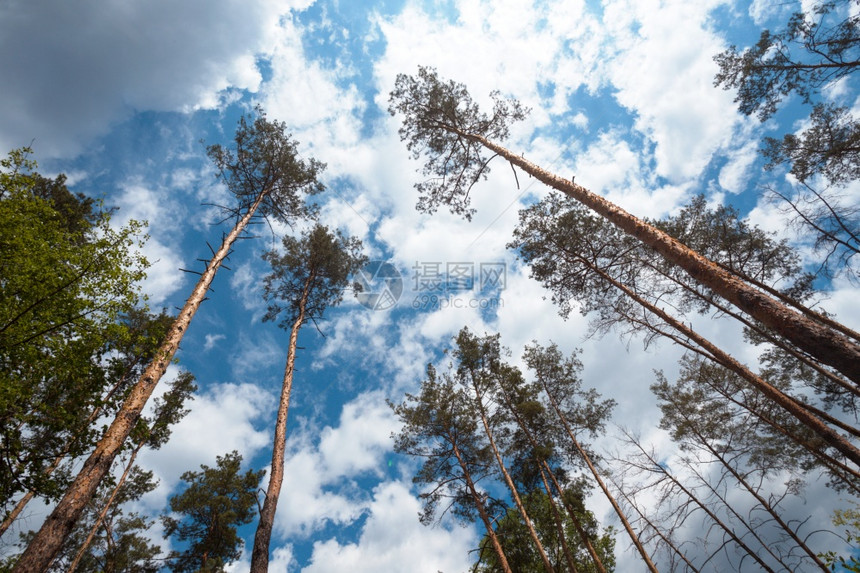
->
[0, 149, 147, 522]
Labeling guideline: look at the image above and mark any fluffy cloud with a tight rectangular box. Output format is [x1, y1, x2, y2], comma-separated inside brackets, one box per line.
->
[603, 0, 740, 182]
[0, 0, 306, 157]
[301, 480, 477, 573]
[139, 381, 272, 507]
[272, 391, 400, 538]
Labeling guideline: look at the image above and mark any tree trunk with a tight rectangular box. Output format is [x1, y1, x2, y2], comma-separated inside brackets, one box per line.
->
[689, 424, 830, 571]
[541, 381, 660, 573]
[624, 433, 777, 572]
[11, 191, 268, 573]
[608, 475, 701, 573]
[67, 440, 144, 573]
[249, 275, 312, 573]
[467, 131, 860, 384]
[491, 375, 602, 573]
[452, 443, 513, 573]
[645, 260, 860, 403]
[0, 366, 138, 538]
[540, 461, 605, 573]
[573, 253, 860, 467]
[468, 377, 556, 573]
[537, 464, 579, 573]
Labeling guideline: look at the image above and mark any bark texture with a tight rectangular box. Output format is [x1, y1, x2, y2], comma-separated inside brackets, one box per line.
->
[12, 193, 266, 573]
[249, 280, 310, 572]
[469, 131, 860, 385]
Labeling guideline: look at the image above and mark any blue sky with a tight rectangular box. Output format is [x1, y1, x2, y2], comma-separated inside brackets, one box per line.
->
[2, 0, 859, 571]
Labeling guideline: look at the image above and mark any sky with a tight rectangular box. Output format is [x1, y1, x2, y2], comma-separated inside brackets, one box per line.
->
[1, 0, 859, 571]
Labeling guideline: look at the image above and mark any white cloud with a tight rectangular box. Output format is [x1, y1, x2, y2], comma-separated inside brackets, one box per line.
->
[112, 180, 188, 304]
[603, 0, 740, 182]
[301, 480, 477, 573]
[139, 381, 272, 509]
[273, 391, 400, 538]
[230, 331, 284, 380]
[203, 333, 226, 351]
[718, 139, 760, 193]
[0, 0, 301, 157]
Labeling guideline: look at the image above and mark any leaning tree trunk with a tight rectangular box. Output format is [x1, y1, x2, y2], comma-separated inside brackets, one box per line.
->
[573, 257, 860, 467]
[0, 362, 140, 538]
[463, 130, 860, 384]
[467, 377, 556, 573]
[540, 381, 660, 573]
[67, 439, 145, 573]
[452, 442, 513, 573]
[12, 191, 268, 573]
[250, 275, 312, 573]
[625, 434, 777, 572]
[687, 423, 830, 571]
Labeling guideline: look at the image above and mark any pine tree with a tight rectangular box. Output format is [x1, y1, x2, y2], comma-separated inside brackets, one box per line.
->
[250, 224, 365, 572]
[390, 365, 514, 573]
[388, 66, 860, 385]
[509, 192, 860, 466]
[162, 451, 263, 573]
[12, 111, 324, 572]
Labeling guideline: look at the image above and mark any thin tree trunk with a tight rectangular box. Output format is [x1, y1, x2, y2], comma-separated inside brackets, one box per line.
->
[624, 433, 777, 572]
[568, 250, 860, 467]
[540, 381, 661, 573]
[645, 260, 860, 402]
[540, 460, 605, 573]
[67, 440, 144, 573]
[468, 377, 556, 573]
[464, 130, 860, 383]
[490, 374, 601, 573]
[537, 463, 579, 573]
[688, 424, 830, 571]
[250, 274, 312, 573]
[682, 458, 792, 570]
[12, 191, 268, 573]
[608, 474, 701, 573]
[452, 443, 513, 573]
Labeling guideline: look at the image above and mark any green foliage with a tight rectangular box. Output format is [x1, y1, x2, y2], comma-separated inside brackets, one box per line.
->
[162, 451, 264, 573]
[714, 1, 860, 122]
[390, 365, 501, 527]
[652, 355, 810, 479]
[39, 467, 162, 572]
[206, 108, 325, 225]
[476, 486, 615, 573]
[261, 223, 367, 328]
[819, 503, 860, 572]
[762, 103, 860, 185]
[388, 66, 528, 220]
[0, 148, 149, 512]
[130, 370, 197, 451]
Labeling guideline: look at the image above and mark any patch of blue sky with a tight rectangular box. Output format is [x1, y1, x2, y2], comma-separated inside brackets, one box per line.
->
[540, 83, 636, 143]
[292, 0, 405, 136]
[706, 2, 760, 47]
